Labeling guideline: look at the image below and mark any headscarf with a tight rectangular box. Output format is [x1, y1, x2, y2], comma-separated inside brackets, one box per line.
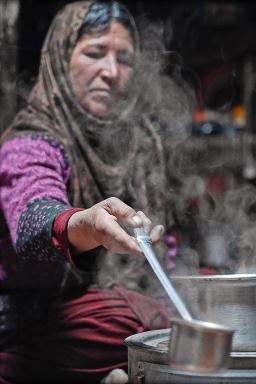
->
[2, 1, 166, 213]
[1, 1, 194, 294]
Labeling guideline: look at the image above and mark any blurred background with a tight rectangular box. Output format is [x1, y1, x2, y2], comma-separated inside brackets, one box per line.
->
[2, 0, 256, 273]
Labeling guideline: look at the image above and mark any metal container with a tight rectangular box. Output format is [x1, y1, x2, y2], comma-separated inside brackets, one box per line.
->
[125, 329, 170, 381]
[125, 329, 256, 383]
[171, 274, 256, 351]
[169, 318, 234, 373]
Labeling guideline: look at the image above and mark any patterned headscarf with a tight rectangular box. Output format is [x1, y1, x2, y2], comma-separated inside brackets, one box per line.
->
[2, 1, 193, 293]
[3, 0, 166, 214]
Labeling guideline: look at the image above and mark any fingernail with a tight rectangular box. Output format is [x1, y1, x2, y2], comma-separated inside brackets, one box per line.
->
[159, 226, 165, 236]
[132, 215, 142, 226]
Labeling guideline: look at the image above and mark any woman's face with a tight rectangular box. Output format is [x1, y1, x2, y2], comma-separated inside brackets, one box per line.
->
[69, 21, 135, 117]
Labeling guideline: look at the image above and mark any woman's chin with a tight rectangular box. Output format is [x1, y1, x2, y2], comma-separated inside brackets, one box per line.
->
[82, 101, 114, 119]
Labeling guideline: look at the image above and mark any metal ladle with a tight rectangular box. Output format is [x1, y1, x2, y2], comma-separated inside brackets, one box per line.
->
[133, 227, 235, 373]
[134, 227, 192, 321]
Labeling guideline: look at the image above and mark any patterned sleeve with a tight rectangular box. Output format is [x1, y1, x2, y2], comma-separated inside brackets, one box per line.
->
[0, 135, 74, 289]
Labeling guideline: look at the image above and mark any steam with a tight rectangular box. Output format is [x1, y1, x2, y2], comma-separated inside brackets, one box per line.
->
[168, 141, 256, 275]
[92, 19, 256, 279]
[92, 18, 195, 166]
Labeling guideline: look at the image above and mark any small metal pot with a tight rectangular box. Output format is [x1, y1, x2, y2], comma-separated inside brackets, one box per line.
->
[169, 318, 234, 374]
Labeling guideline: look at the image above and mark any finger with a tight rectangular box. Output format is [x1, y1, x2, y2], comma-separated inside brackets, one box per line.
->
[103, 197, 138, 227]
[131, 214, 143, 227]
[135, 211, 152, 233]
[150, 225, 165, 243]
[110, 214, 118, 222]
[96, 210, 143, 256]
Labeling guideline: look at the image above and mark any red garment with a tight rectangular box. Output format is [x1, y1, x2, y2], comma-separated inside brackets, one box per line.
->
[52, 207, 84, 266]
[0, 287, 171, 383]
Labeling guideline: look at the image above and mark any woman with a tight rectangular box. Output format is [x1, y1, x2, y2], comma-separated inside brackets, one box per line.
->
[0, 1, 194, 382]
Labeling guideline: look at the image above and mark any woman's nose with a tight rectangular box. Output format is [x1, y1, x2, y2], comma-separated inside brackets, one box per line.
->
[101, 54, 119, 82]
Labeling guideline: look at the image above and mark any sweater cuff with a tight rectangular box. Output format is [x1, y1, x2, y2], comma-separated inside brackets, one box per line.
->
[52, 208, 84, 265]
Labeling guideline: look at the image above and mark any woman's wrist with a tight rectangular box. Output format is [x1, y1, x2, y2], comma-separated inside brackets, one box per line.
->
[67, 210, 101, 253]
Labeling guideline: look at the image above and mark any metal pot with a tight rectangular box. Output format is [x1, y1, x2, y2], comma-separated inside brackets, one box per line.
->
[169, 318, 234, 373]
[171, 274, 256, 351]
[133, 227, 235, 372]
[125, 329, 256, 383]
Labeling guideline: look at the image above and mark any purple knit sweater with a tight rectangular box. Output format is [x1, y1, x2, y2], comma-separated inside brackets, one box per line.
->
[0, 135, 73, 289]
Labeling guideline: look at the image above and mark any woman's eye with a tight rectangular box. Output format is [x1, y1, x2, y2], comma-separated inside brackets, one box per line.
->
[117, 51, 135, 67]
[84, 51, 104, 59]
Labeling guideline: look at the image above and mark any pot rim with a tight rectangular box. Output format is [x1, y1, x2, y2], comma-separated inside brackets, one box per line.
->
[171, 273, 256, 283]
[124, 328, 171, 350]
[171, 317, 235, 334]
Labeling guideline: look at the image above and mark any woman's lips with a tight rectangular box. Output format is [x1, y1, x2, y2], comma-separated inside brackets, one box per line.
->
[90, 88, 111, 95]
[90, 89, 113, 102]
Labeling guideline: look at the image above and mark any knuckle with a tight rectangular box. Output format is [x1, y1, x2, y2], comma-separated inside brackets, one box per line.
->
[107, 196, 119, 203]
[93, 214, 107, 232]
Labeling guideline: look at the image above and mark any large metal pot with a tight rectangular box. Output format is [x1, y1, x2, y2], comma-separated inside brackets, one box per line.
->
[171, 274, 256, 351]
[125, 329, 256, 383]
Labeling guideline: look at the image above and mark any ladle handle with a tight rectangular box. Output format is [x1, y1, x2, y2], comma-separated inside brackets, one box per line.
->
[134, 227, 192, 321]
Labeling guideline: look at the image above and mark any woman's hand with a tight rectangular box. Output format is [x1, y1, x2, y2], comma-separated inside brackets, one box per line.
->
[67, 197, 164, 256]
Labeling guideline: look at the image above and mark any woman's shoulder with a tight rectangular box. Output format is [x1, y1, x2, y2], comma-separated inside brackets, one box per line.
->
[1, 133, 64, 151]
